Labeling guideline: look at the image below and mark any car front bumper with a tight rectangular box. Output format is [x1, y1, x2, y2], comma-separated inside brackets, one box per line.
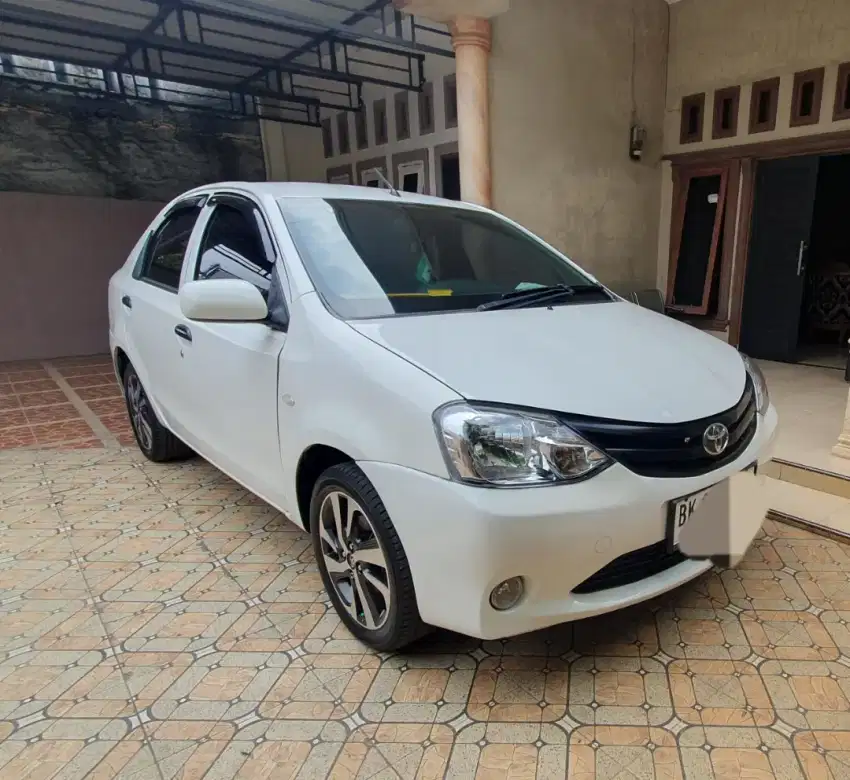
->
[358, 404, 778, 640]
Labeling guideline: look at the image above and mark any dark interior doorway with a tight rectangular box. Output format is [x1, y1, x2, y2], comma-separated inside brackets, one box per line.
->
[739, 152, 850, 369]
[440, 154, 461, 200]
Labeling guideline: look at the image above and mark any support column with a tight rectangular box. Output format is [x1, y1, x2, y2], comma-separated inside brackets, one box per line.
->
[259, 117, 289, 181]
[450, 16, 492, 207]
[833, 387, 850, 459]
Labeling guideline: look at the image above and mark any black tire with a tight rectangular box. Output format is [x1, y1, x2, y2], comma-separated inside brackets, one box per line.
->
[122, 363, 193, 462]
[311, 462, 429, 652]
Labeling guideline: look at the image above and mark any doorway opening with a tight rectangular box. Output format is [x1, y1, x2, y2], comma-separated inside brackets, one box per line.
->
[739, 152, 850, 369]
[440, 154, 460, 200]
[397, 160, 425, 193]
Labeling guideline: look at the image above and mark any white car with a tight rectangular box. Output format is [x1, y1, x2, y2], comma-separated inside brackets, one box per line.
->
[109, 182, 778, 652]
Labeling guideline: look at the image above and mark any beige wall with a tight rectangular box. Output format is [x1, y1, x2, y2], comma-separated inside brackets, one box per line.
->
[261, 121, 326, 183]
[0, 192, 162, 362]
[490, 0, 670, 292]
[665, 0, 850, 155]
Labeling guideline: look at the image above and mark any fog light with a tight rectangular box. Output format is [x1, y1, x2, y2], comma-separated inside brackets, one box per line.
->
[489, 577, 524, 611]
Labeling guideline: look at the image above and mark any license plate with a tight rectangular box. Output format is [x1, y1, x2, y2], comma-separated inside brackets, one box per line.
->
[667, 488, 711, 551]
[666, 464, 760, 556]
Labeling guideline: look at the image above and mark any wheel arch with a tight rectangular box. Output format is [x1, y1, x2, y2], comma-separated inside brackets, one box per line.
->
[295, 444, 355, 530]
[113, 347, 130, 383]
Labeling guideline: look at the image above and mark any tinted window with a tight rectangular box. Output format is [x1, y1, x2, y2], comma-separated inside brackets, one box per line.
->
[141, 207, 200, 290]
[196, 203, 274, 291]
[278, 198, 597, 319]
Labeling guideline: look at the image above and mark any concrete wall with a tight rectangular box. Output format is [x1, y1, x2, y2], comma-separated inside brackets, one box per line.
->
[0, 80, 266, 361]
[0, 192, 163, 362]
[489, 0, 670, 293]
[664, 0, 850, 156]
[0, 81, 265, 201]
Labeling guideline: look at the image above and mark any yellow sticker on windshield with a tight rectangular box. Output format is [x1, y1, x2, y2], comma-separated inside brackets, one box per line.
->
[387, 290, 453, 298]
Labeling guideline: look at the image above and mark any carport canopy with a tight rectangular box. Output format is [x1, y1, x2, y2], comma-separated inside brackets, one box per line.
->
[0, 0, 454, 125]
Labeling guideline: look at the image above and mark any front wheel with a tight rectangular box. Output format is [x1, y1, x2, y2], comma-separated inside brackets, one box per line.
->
[311, 462, 429, 652]
[123, 364, 193, 462]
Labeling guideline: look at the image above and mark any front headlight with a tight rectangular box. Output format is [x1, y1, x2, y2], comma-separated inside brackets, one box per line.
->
[434, 403, 611, 487]
[741, 354, 769, 416]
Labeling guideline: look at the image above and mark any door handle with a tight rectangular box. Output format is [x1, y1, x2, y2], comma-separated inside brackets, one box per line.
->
[174, 324, 192, 342]
[121, 295, 132, 309]
[796, 240, 808, 276]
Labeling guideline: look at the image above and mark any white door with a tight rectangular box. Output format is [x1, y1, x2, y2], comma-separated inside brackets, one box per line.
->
[124, 201, 206, 436]
[176, 194, 289, 501]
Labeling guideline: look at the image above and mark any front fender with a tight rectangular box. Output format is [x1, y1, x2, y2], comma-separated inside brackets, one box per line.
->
[278, 294, 460, 508]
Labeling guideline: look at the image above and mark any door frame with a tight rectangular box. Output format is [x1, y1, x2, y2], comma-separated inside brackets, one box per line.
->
[665, 127, 850, 347]
[667, 162, 739, 325]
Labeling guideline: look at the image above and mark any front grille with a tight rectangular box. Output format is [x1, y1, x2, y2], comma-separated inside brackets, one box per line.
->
[564, 377, 757, 479]
[573, 541, 687, 594]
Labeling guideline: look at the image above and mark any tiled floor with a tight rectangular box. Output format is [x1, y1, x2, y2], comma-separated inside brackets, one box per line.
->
[4, 357, 850, 778]
[0, 355, 132, 451]
[1, 450, 850, 777]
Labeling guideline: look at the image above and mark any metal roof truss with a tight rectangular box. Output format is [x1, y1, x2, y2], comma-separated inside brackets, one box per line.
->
[0, 0, 453, 126]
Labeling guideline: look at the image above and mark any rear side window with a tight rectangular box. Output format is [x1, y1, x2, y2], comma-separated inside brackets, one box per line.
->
[139, 207, 201, 290]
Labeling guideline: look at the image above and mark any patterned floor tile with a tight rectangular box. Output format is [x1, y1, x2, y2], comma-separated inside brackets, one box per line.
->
[1, 379, 850, 777]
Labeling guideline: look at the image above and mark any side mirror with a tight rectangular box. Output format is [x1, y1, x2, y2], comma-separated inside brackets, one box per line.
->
[179, 279, 268, 322]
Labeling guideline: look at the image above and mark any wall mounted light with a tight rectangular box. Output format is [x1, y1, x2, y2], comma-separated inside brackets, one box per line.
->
[629, 123, 646, 161]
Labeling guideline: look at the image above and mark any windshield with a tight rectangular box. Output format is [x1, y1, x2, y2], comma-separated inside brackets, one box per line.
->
[277, 197, 605, 319]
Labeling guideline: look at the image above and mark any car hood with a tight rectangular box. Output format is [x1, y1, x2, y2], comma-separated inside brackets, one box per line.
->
[349, 300, 748, 423]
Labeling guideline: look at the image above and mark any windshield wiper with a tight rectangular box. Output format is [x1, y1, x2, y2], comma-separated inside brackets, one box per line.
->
[476, 283, 608, 311]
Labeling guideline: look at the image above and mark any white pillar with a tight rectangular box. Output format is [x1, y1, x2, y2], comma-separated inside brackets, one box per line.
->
[450, 16, 492, 207]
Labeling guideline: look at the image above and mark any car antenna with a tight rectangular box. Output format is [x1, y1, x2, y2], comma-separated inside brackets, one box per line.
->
[371, 167, 401, 198]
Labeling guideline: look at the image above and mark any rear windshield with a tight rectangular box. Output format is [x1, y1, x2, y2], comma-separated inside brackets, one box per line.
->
[277, 197, 599, 319]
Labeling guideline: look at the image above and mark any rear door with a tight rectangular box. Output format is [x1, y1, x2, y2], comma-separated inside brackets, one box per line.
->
[123, 197, 206, 434]
[175, 193, 289, 500]
[739, 156, 820, 362]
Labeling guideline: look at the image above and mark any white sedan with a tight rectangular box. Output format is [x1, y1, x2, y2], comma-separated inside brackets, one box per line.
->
[109, 182, 778, 651]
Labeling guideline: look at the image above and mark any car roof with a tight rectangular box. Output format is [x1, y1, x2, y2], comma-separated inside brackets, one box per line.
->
[182, 181, 483, 210]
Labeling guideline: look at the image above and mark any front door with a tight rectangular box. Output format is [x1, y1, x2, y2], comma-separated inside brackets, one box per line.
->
[739, 155, 820, 361]
[176, 194, 289, 503]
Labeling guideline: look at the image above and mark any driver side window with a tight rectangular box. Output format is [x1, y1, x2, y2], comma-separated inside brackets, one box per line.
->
[196, 202, 275, 292]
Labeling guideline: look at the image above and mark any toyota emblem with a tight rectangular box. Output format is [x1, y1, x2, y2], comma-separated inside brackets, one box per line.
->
[702, 422, 730, 456]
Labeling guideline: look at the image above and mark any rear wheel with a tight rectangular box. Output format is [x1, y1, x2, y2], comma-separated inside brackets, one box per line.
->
[311, 462, 429, 652]
[123, 364, 193, 462]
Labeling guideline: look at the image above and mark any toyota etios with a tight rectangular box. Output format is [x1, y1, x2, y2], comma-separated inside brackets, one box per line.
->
[109, 182, 778, 651]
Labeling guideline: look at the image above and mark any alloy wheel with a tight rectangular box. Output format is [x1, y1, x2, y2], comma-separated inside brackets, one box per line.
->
[318, 490, 392, 630]
[126, 373, 154, 452]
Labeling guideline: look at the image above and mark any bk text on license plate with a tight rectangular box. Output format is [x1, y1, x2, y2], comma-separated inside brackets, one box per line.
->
[667, 488, 710, 550]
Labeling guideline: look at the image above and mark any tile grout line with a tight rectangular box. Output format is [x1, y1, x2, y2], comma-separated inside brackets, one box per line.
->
[42, 361, 121, 449]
